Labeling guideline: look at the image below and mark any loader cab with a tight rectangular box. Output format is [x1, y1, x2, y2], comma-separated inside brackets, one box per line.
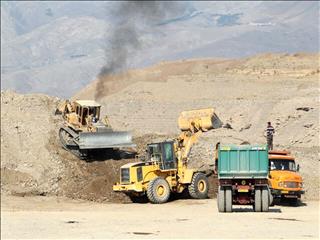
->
[75, 100, 101, 126]
[147, 141, 176, 170]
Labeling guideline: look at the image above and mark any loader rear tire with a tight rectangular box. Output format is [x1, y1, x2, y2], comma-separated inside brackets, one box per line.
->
[147, 177, 170, 204]
[261, 187, 269, 212]
[217, 186, 225, 212]
[188, 172, 209, 199]
[225, 187, 232, 212]
[254, 188, 262, 212]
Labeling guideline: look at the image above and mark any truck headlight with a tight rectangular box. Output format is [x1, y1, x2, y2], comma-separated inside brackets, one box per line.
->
[298, 182, 303, 188]
[278, 181, 284, 187]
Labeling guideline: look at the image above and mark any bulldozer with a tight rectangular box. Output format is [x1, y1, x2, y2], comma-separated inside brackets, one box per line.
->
[113, 108, 222, 203]
[55, 99, 135, 158]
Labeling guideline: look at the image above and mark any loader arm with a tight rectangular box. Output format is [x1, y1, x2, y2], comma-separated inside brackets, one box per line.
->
[176, 108, 222, 165]
[177, 129, 203, 161]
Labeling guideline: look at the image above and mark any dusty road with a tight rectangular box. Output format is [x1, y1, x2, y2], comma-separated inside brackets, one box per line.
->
[1, 196, 319, 239]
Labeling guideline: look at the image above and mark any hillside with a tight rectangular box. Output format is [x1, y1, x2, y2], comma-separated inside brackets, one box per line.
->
[1, 53, 319, 201]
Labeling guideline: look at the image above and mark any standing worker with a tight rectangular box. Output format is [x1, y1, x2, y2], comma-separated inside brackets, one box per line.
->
[265, 122, 275, 150]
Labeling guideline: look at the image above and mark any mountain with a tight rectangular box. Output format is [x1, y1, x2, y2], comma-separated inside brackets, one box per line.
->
[1, 1, 319, 97]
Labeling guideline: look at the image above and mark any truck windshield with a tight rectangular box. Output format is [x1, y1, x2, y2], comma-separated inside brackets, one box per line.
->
[270, 159, 296, 171]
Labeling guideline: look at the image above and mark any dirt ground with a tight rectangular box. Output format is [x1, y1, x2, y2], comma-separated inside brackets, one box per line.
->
[1, 196, 319, 239]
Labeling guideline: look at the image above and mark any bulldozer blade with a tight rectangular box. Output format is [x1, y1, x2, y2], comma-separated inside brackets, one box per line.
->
[78, 131, 135, 149]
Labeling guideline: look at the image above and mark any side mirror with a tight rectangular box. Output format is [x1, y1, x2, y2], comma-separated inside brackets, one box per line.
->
[297, 164, 300, 172]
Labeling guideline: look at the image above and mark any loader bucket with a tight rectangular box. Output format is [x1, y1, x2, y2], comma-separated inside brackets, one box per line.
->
[178, 108, 222, 131]
[78, 131, 135, 149]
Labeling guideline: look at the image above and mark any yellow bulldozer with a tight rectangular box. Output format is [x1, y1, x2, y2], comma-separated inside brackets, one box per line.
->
[113, 108, 222, 203]
[55, 99, 135, 158]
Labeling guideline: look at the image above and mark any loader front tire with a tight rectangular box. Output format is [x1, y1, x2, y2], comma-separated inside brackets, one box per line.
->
[147, 177, 170, 204]
[188, 172, 209, 199]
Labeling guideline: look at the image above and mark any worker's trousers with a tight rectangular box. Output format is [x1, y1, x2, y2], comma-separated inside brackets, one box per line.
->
[267, 136, 273, 150]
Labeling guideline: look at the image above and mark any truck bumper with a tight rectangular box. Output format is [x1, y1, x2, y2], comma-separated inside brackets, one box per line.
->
[271, 189, 304, 198]
[113, 183, 144, 192]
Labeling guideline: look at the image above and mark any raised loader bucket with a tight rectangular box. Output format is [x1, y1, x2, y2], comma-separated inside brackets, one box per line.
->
[178, 108, 223, 131]
[78, 131, 135, 149]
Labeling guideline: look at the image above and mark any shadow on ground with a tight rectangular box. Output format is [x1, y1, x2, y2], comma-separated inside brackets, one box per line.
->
[84, 149, 137, 162]
[231, 206, 282, 213]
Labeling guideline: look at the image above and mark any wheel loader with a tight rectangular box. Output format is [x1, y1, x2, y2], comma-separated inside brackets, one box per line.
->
[55, 99, 135, 158]
[113, 108, 222, 203]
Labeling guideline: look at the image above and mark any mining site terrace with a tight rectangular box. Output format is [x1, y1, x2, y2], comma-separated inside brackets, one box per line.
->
[1, 53, 319, 239]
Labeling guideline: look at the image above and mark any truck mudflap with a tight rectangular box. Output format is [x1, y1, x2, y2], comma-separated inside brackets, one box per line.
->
[78, 131, 135, 149]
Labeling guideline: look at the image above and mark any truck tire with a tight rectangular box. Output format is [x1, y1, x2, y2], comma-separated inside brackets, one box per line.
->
[254, 188, 262, 212]
[217, 186, 225, 212]
[269, 190, 274, 206]
[147, 177, 171, 204]
[261, 187, 269, 212]
[188, 172, 209, 199]
[225, 187, 232, 212]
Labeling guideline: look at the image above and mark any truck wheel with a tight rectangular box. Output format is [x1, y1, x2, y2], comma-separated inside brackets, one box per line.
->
[147, 177, 171, 204]
[269, 190, 274, 206]
[217, 186, 225, 212]
[225, 187, 232, 212]
[188, 172, 209, 199]
[254, 188, 262, 212]
[261, 187, 269, 212]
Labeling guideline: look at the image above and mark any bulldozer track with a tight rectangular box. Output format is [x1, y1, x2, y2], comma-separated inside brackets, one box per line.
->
[59, 128, 86, 159]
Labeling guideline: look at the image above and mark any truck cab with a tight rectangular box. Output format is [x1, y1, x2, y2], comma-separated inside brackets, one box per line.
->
[268, 150, 304, 205]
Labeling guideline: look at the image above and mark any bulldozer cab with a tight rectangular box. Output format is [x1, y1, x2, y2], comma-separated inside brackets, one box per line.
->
[147, 141, 176, 170]
[75, 100, 101, 126]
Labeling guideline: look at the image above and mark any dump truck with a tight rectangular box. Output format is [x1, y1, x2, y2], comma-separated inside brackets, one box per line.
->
[113, 108, 222, 203]
[268, 150, 304, 206]
[216, 144, 270, 212]
[55, 100, 135, 158]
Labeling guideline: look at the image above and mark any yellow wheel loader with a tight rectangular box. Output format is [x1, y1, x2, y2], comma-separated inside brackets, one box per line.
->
[55, 100, 135, 158]
[113, 108, 222, 203]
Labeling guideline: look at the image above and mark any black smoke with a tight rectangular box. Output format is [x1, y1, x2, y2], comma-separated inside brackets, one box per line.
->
[95, 1, 190, 100]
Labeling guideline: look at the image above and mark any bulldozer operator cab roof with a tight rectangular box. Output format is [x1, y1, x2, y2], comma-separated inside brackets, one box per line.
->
[75, 100, 101, 107]
[74, 100, 101, 125]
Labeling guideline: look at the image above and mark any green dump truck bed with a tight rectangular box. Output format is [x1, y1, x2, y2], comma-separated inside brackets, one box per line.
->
[218, 144, 268, 179]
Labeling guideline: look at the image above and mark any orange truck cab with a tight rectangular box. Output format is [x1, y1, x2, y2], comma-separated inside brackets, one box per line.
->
[268, 150, 304, 205]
